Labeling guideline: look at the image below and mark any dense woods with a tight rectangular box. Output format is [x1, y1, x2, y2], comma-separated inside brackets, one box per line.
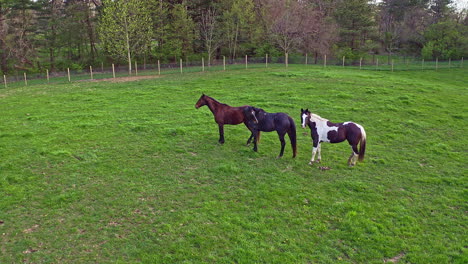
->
[0, 0, 466, 74]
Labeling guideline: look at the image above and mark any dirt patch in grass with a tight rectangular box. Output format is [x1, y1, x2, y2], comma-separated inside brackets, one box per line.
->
[384, 252, 406, 263]
[89, 75, 160, 83]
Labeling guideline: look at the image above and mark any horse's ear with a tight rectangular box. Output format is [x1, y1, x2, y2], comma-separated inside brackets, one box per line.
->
[301, 108, 303, 112]
[306, 108, 309, 112]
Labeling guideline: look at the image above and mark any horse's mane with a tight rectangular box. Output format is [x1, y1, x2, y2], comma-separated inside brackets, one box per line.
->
[309, 113, 329, 123]
[205, 95, 230, 107]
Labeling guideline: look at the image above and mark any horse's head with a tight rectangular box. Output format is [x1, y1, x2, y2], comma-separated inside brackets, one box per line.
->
[195, 94, 207, 109]
[300, 108, 311, 128]
[243, 106, 259, 124]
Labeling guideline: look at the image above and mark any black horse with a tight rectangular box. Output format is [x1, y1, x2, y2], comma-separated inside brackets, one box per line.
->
[243, 106, 297, 158]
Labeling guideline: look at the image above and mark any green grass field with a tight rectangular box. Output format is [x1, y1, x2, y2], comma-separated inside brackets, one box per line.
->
[1, 65, 466, 263]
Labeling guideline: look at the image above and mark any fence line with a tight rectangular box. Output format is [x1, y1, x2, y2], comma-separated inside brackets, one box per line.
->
[1, 55, 465, 88]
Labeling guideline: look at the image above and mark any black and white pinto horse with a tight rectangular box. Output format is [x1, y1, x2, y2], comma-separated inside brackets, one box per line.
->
[300, 109, 366, 166]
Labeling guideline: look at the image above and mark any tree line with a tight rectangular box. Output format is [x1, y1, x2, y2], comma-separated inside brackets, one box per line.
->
[0, 0, 466, 74]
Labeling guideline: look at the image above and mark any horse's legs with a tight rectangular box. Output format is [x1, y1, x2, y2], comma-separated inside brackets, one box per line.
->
[251, 129, 259, 152]
[348, 144, 359, 166]
[309, 146, 318, 165]
[246, 132, 254, 146]
[218, 125, 225, 144]
[309, 140, 320, 165]
[277, 132, 286, 158]
[317, 144, 322, 163]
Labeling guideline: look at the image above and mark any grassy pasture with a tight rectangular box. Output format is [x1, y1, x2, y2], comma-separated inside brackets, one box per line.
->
[0, 65, 466, 263]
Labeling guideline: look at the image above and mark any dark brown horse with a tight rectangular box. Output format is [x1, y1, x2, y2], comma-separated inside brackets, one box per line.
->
[195, 94, 255, 144]
[300, 109, 366, 166]
[244, 106, 297, 158]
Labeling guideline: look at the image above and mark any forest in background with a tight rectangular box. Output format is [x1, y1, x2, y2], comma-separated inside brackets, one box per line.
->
[0, 0, 466, 74]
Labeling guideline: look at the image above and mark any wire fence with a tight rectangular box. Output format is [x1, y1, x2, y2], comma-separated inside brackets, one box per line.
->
[1, 55, 464, 89]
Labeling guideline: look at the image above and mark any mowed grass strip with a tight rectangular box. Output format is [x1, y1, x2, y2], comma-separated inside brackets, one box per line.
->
[0, 65, 466, 263]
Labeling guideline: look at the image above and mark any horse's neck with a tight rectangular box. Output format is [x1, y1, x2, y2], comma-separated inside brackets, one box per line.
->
[206, 98, 221, 114]
[310, 115, 329, 127]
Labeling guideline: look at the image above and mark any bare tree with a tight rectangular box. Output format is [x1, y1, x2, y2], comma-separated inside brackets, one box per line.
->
[264, 0, 332, 58]
[8, 0, 36, 71]
[0, 2, 10, 73]
[298, 5, 338, 63]
[263, 0, 305, 56]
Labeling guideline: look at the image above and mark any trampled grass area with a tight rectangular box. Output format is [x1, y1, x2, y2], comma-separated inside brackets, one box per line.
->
[0, 65, 466, 263]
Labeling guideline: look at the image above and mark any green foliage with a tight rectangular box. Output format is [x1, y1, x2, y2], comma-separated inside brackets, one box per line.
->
[254, 43, 282, 57]
[165, 4, 196, 60]
[422, 21, 468, 59]
[221, 0, 256, 59]
[334, 0, 378, 52]
[0, 65, 466, 263]
[98, 0, 152, 69]
[335, 47, 365, 63]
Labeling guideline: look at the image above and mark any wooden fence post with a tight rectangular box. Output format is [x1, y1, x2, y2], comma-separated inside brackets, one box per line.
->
[24, 72, 27, 86]
[359, 57, 362, 70]
[342, 56, 345, 67]
[266, 54, 268, 68]
[324, 55, 327, 68]
[90, 66, 93, 80]
[202, 57, 205, 72]
[101, 62, 104, 72]
[67, 68, 71, 82]
[223, 56, 226, 71]
[448, 58, 451, 68]
[391, 59, 394, 72]
[158, 60, 161, 75]
[135, 61, 138, 75]
[112, 64, 115, 78]
[285, 53, 288, 68]
[435, 57, 438, 70]
[180, 59, 183, 73]
[46, 69, 49, 83]
[461, 57, 464, 68]
[376, 58, 379, 70]
[3, 75, 6, 88]
[305, 53, 308, 65]
[245, 55, 248, 69]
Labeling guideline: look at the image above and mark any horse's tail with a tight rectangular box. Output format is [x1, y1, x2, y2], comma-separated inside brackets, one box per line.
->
[288, 116, 297, 158]
[358, 125, 366, 162]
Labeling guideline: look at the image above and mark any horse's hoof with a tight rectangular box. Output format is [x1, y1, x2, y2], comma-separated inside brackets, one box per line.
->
[276, 156, 283, 159]
[308, 161, 314, 165]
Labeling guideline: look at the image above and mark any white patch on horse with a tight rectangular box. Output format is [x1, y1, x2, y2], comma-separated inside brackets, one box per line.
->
[301, 113, 308, 128]
[319, 125, 338, 143]
[308, 113, 337, 143]
[356, 123, 366, 139]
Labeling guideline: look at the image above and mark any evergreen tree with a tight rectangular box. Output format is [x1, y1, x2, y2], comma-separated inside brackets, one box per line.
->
[166, 3, 196, 62]
[334, 0, 378, 59]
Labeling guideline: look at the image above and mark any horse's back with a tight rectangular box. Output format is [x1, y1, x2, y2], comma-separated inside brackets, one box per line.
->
[273, 113, 295, 132]
[218, 105, 246, 125]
